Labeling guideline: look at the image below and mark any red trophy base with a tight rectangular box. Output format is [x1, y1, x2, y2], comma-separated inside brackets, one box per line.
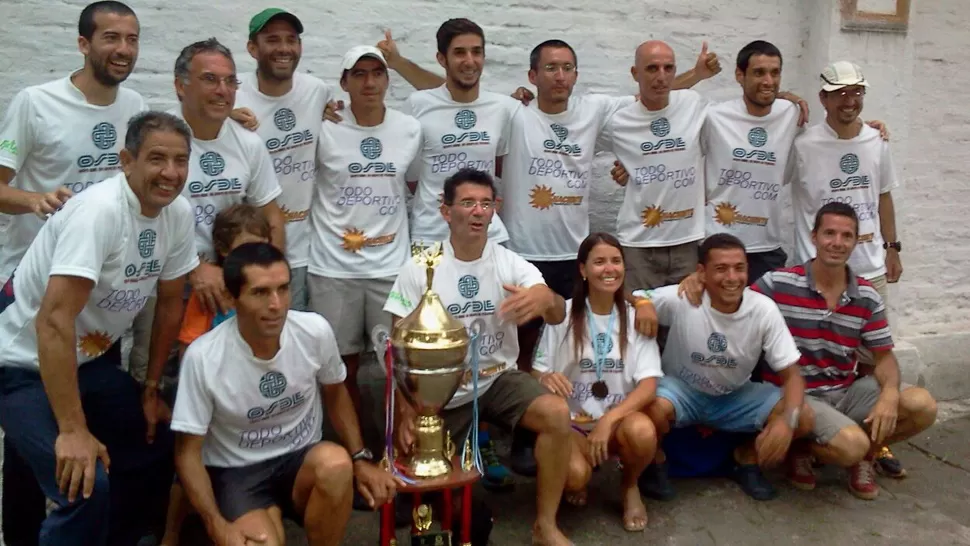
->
[379, 456, 481, 546]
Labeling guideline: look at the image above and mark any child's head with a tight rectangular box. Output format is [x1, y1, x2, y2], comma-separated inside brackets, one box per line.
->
[212, 204, 272, 265]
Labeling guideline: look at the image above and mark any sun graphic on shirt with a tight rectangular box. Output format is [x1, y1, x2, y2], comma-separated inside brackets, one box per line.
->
[529, 185, 555, 210]
[77, 330, 113, 358]
[714, 202, 738, 226]
[341, 228, 368, 253]
[641, 205, 664, 228]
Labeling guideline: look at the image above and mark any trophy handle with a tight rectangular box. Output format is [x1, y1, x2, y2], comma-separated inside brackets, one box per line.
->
[445, 429, 456, 460]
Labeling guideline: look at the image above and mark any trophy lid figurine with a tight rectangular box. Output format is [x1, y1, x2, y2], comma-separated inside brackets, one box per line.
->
[389, 242, 470, 478]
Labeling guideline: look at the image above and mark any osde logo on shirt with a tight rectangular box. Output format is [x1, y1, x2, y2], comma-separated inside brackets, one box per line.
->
[441, 109, 490, 147]
[448, 274, 494, 318]
[640, 117, 686, 155]
[829, 152, 870, 192]
[690, 332, 737, 368]
[266, 108, 313, 153]
[188, 151, 242, 196]
[77, 122, 120, 170]
[542, 123, 582, 156]
[349, 137, 396, 175]
[731, 127, 776, 165]
[247, 371, 307, 423]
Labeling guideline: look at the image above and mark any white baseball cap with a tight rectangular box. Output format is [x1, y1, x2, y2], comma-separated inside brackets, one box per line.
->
[820, 61, 869, 92]
[340, 45, 387, 73]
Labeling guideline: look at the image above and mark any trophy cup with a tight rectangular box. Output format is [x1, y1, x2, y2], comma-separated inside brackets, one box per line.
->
[389, 243, 470, 479]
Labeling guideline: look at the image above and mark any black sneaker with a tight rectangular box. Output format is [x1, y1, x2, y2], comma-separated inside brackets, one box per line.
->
[637, 461, 676, 501]
[875, 446, 908, 479]
[509, 427, 538, 477]
[731, 464, 778, 501]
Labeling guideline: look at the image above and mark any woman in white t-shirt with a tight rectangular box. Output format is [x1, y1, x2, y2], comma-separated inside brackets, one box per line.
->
[532, 232, 663, 532]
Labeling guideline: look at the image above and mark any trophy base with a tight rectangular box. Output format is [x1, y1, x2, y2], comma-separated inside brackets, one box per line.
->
[411, 531, 452, 546]
[405, 415, 455, 479]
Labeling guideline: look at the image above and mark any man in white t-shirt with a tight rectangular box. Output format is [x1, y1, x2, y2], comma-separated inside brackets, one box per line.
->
[0, 4, 146, 539]
[308, 45, 421, 425]
[172, 242, 400, 546]
[599, 41, 712, 292]
[384, 168, 574, 546]
[234, 8, 334, 311]
[633, 233, 812, 501]
[172, 38, 286, 316]
[0, 111, 199, 546]
[0, 1, 146, 285]
[702, 41, 802, 284]
[403, 18, 521, 247]
[790, 61, 902, 305]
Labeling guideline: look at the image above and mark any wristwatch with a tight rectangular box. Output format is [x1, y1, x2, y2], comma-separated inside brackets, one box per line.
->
[883, 241, 902, 252]
[351, 448, 374, 463]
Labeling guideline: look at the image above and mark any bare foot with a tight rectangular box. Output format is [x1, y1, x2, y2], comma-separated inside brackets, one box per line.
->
[564, 488, 588, 507]
[532, 522, 574, 546]
[621, 485, 648, 532]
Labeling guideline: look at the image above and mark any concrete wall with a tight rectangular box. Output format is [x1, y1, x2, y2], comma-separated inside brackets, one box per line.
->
[0, 0, 964, 392]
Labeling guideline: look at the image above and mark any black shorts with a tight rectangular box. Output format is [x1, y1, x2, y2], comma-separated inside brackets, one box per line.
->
[206, 443, 314, 523]
[746, 248, 788, 286]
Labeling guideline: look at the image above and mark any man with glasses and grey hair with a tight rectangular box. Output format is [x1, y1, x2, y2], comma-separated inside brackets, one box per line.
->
[168, 38, 285, 323]
[789, 60, 906, 479]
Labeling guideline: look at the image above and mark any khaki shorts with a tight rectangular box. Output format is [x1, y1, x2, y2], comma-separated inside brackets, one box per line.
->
[441, 370, 546, 443]
[807, 376, 912, 444]
[308, 274, 394, 355]
[622, 241, 699, 291]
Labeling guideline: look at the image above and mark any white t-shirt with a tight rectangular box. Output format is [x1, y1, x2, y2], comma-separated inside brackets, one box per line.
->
[404, 86, 519, 245]
[532, 299, 662, 422]
[702, 99, 800, 252]
[647, 285, 800, 395]
[171, 311, 347, 468]
[0, 173, 198, 369]
[310, 108, 422, 279]
[171, 110, 282, 262]
[790, 123, 898, 279]
[235, 73, 333, 268]
[0, 75, 147, 283]
[383, 240, 545, 409]
[599, 90, 708, 248]
[502, 94, 634, 260]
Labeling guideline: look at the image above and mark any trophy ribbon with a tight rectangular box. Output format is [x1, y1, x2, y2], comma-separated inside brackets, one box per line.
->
[460, 332, 484, 475]
[383, 336, 416, 484]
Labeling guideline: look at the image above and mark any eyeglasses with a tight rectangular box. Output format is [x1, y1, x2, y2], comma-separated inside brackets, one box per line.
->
[830, 88, 866, 99]
[196, 73, 240, 90]
[542, 63, 576, 74]
[455, 199, 494, 211]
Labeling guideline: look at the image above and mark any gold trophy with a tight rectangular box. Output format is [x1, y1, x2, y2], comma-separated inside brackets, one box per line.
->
[390, 243, 470, 478]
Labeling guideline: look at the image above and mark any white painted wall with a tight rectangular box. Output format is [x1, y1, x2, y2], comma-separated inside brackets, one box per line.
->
[0, 0, 965, 392]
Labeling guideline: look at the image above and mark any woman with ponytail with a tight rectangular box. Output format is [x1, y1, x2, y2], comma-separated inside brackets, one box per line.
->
[532, 232, 662, 532]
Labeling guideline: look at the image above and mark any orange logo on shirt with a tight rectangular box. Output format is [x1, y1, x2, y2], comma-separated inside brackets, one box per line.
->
[641, 205, 694, 228]
[340, 228, 395, 253]
[528, 185, 583, 210]
[713, 202, 768, 227]
[280, 205, 309, 223]
[78, 330, 113, 358]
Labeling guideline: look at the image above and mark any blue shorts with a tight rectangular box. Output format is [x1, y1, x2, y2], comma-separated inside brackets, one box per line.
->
[657, 375, 782, 433]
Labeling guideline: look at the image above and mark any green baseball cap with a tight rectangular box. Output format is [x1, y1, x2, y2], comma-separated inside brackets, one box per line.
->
[249, 8, 303, 37]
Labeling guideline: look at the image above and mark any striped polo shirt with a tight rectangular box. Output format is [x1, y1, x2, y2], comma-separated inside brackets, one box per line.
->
[751, 260, 893, 393]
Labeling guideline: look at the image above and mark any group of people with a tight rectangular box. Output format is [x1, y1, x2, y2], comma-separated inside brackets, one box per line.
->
[0, 1, 940, 546]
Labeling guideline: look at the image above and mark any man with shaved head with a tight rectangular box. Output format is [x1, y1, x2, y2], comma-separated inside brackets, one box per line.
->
[599, 39, 713, 292]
